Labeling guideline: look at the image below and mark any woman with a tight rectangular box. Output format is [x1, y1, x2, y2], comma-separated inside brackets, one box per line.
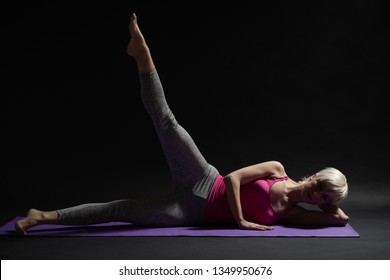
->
[15, 13, 349, 235]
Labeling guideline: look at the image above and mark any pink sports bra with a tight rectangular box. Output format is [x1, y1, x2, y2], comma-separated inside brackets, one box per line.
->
[205, 174, 289, 225]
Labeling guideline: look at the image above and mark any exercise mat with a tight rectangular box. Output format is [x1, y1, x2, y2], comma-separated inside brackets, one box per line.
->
[0, 217, 359, 237]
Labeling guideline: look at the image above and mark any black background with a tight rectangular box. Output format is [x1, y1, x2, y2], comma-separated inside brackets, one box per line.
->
[1, 0, 389, 260]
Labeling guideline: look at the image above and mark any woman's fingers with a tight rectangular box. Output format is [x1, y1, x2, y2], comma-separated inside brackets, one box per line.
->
[240, 220, 274, 230]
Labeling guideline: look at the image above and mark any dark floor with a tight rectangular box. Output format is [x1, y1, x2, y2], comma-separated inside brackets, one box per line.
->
[1, 190, 389, 260]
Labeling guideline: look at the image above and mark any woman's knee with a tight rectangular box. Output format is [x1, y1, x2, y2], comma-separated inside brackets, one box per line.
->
[155, 109, 179, 131]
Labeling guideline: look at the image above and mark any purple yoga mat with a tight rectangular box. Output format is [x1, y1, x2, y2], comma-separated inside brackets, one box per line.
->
[0, 217, 359, 237]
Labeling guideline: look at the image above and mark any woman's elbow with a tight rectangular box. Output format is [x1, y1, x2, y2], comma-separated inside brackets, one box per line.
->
[223, 176, 232, 189]
[223, 174, 235, 184]
[223, 174, 240, 189]
[341, 215, 350, 225]
[335, 214, 349, 226]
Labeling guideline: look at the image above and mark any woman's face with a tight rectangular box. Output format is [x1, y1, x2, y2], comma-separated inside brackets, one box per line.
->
[300, 174, 332, 205]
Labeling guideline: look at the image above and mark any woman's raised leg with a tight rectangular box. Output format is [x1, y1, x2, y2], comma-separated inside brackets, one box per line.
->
[14, 13, 216, 235]
[127, 13, 213, 190]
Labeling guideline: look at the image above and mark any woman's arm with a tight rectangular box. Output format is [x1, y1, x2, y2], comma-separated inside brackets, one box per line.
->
[224, 161, 285, 230]
[281, 205, 349, 226]
[319, 203, 349, 221]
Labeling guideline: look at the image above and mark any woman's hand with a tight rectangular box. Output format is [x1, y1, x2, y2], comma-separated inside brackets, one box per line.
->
[239, 220, 274, 231]
[319, 204, 349, 225]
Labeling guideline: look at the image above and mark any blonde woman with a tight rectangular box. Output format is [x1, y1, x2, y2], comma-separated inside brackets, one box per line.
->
[15, 13, 349, 235]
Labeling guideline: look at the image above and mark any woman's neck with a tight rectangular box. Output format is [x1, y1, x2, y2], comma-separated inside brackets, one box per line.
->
[285, 180, 304, 204]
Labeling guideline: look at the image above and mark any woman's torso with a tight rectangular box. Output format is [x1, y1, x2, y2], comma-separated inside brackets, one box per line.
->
[205, 174, 292, 225]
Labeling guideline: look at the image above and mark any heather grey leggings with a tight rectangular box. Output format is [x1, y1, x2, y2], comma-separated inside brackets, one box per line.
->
[57, 69, 219, 226]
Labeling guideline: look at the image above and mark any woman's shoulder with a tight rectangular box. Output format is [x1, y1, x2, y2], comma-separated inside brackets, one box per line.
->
[267, 161, 287, 178]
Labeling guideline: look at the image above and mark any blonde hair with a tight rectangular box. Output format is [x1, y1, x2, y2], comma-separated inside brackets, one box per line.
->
[316, 167, 348, 204]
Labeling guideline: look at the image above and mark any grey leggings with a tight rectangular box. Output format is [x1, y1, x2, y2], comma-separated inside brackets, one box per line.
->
[57, 69, 219, 226]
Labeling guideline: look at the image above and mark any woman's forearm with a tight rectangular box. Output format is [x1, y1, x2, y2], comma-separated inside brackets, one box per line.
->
[319, 204, 349, 222]
[224, 174, 245, 225]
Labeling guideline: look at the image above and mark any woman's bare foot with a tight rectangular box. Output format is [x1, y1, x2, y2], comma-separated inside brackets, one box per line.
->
[127, 13, 149, 58]
[15, 208, 58, 235]
[127, 13, 155, 71]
